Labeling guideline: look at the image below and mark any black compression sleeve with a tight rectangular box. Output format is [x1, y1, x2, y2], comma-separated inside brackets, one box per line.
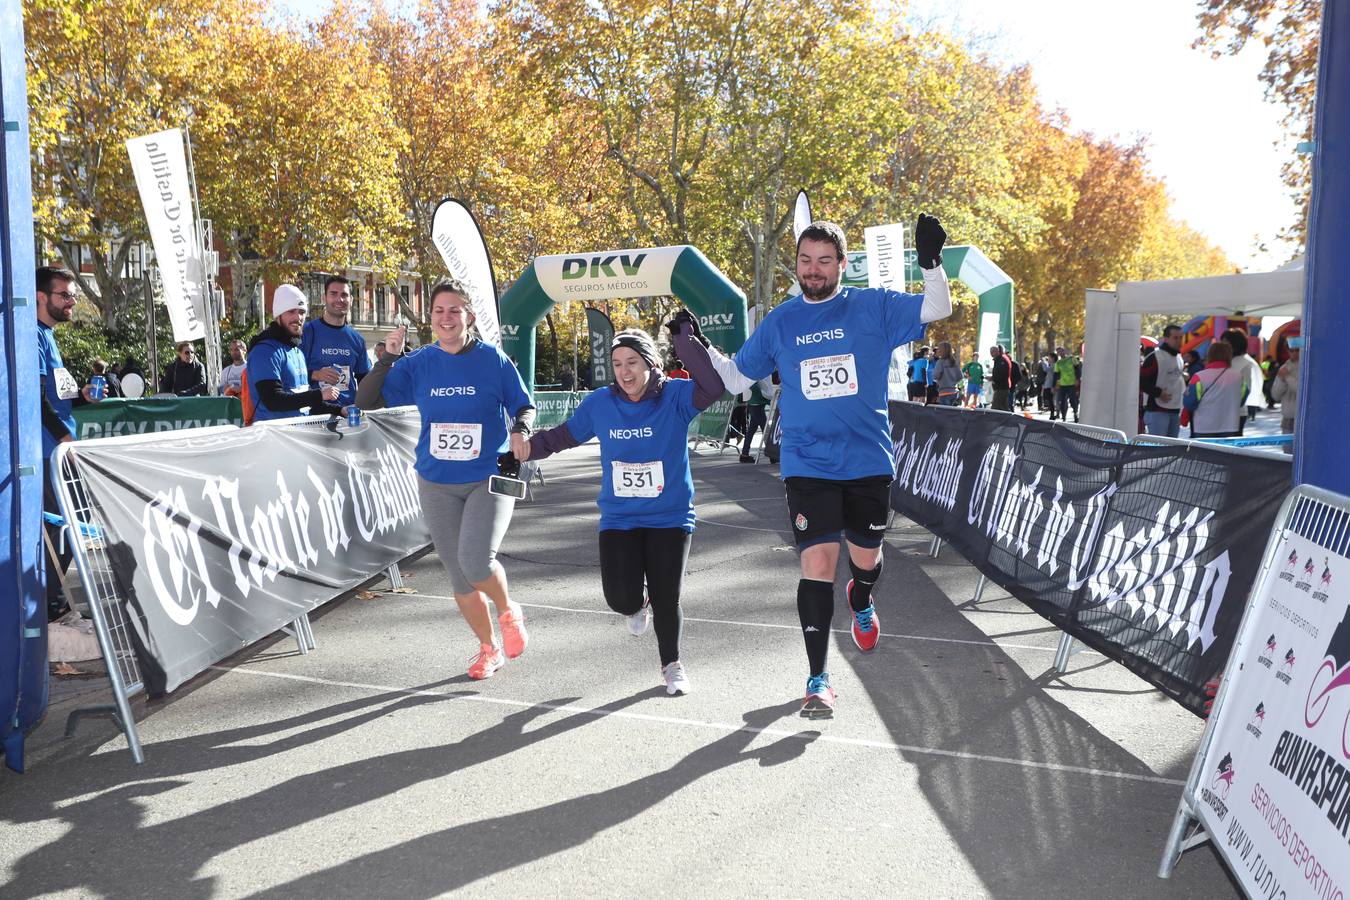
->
[511, 405, 536, 435]
[39, 378, 72, 441]
[254, 379, 325, 413]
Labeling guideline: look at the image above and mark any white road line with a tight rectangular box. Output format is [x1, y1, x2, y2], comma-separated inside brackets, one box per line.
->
[693, 518, 785, 533]
[404, 591, 1096, 655]
[207, 665, 1182, 787]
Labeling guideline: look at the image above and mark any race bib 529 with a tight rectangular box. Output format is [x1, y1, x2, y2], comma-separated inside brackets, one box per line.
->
[430, 423, 482, 461]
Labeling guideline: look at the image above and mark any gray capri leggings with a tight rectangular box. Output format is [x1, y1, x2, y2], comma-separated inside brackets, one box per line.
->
[417, 476, 516, 595]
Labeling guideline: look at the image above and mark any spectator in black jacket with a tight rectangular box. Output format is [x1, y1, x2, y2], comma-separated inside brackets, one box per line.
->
[160, 342, 208, 396]
[989, 346, 1014, 411]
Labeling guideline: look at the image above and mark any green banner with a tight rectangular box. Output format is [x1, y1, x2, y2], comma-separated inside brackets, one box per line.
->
[533, 391, 583, 429]
[72, 396, 243, 440]
[688, 394, 735, 444]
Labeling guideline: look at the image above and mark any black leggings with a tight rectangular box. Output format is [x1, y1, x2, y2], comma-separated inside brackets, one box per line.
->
[598, 527, 691, 666]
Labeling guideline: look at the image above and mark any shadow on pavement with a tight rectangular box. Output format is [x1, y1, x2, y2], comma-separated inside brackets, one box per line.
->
[845, 541, 1235, 898]
[0, 683, 655, 899]
[242, 701, 816, 899]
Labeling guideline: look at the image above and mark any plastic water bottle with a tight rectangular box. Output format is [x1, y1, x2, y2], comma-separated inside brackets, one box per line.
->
[90, 375, 106, 401]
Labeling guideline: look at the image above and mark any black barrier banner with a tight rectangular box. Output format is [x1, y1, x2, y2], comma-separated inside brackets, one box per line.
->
[762, 400, 782, 463]
[70, 409, 431, 694]
[888, 403, 1291, 717]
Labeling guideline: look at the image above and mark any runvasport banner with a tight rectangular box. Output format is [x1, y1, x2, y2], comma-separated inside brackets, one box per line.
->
[887, 403, 1291, 716]
[69, 409, 431, 694]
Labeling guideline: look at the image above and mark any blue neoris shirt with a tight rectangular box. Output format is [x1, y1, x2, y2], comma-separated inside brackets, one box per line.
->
[38, 321, 78, 457]
[735, 287, 925, 480]
[381, 342, 531, 484]
[567, 378, 701, 532]
[301, 317, 371, 406]
[247, 338, 312, 422]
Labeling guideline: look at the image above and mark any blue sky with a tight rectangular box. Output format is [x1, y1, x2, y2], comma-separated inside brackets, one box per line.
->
[276, 0, 1300, 272]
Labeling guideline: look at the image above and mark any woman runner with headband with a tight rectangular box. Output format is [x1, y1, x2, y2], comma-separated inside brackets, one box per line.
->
[356, 282, 534, 680]
[516, 315, 723, 694]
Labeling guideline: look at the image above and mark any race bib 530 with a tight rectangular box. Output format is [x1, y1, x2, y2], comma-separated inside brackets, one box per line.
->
[800, 353, 858, 400]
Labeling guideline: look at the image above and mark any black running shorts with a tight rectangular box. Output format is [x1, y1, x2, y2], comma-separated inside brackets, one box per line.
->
[784, 475, 892, 550]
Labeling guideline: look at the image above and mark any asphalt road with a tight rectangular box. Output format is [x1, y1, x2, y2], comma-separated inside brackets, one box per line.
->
[0, 443, 1242, 899]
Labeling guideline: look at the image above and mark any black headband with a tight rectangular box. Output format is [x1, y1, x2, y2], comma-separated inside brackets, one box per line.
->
[611, 333, 659, 370]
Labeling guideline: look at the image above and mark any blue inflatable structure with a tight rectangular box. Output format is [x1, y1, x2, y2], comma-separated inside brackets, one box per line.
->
[1296, 1, 1350, 495]
[1, 0, 48, 772]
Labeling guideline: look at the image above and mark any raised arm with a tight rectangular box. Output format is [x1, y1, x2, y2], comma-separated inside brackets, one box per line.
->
[915, 214, 951, 324]
[668, 314, 726, 411]
[354, 325, 409, 410]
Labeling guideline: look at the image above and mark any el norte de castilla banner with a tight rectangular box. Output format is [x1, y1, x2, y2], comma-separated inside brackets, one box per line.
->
[886, 403, 1291, 716]
[67, 410, 430, 694]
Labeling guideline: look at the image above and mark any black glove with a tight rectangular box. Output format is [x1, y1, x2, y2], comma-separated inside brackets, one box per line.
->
[497, 452, 520, 478]
[915, 213, 946, 270]
[666, 309, 710, 347]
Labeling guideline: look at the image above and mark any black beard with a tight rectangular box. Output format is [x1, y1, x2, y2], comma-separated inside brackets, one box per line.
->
[801, 278, 839, 301]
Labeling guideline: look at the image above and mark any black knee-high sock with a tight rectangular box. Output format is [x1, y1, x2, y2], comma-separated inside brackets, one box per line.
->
[847, 558, 883, 612]
[797, 578, 835, 677]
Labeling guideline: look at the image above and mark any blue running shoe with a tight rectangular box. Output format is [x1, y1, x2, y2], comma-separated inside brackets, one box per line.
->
[801, 672, 836, 719]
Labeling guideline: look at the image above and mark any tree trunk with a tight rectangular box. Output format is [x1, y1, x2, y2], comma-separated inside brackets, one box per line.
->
[545, 311, 559, 378]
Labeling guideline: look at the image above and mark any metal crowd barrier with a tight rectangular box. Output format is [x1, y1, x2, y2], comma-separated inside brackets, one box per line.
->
[53, 426, 240, 764]
[1195, 433, 1293, 452]
[935, 415, 1129, 674]
[52, 412, 415, 764]
[1130, 432, 1296, 462]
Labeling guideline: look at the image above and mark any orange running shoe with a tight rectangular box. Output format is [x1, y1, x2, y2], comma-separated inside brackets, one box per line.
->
[467, 643, 505, 680]
[498, 603, 529, 659]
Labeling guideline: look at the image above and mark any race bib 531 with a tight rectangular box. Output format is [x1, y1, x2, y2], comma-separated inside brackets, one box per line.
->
[612, 460, 664, 498]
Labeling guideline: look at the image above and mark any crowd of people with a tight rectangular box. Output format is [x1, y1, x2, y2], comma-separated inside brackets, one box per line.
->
[904, 343, 1082, 419]
[39, 215, 950, 718]
[1139, 323, 1300, 441]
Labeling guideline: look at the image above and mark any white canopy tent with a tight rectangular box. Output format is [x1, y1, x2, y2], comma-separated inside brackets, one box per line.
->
[1080, 259, 1304, 436]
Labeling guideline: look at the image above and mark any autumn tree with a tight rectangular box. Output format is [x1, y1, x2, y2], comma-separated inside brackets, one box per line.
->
[362, 0, 628, 349]
[710, 3, 912, 314]
[1194, 0, 1321, 244]
[192, 3, 408, 324]
[24, 0, 254, 326]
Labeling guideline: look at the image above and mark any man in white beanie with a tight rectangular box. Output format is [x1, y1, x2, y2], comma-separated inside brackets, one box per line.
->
[246, 284, 340, 421]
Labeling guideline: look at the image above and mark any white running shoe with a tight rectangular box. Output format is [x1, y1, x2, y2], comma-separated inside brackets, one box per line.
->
[628, 595, 651, 636]
[662, 661, 691, 695]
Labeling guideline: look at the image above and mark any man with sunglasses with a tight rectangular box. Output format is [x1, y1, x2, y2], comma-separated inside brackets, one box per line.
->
[36, 266, 102, 619]
[160, 341, 208, 396]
